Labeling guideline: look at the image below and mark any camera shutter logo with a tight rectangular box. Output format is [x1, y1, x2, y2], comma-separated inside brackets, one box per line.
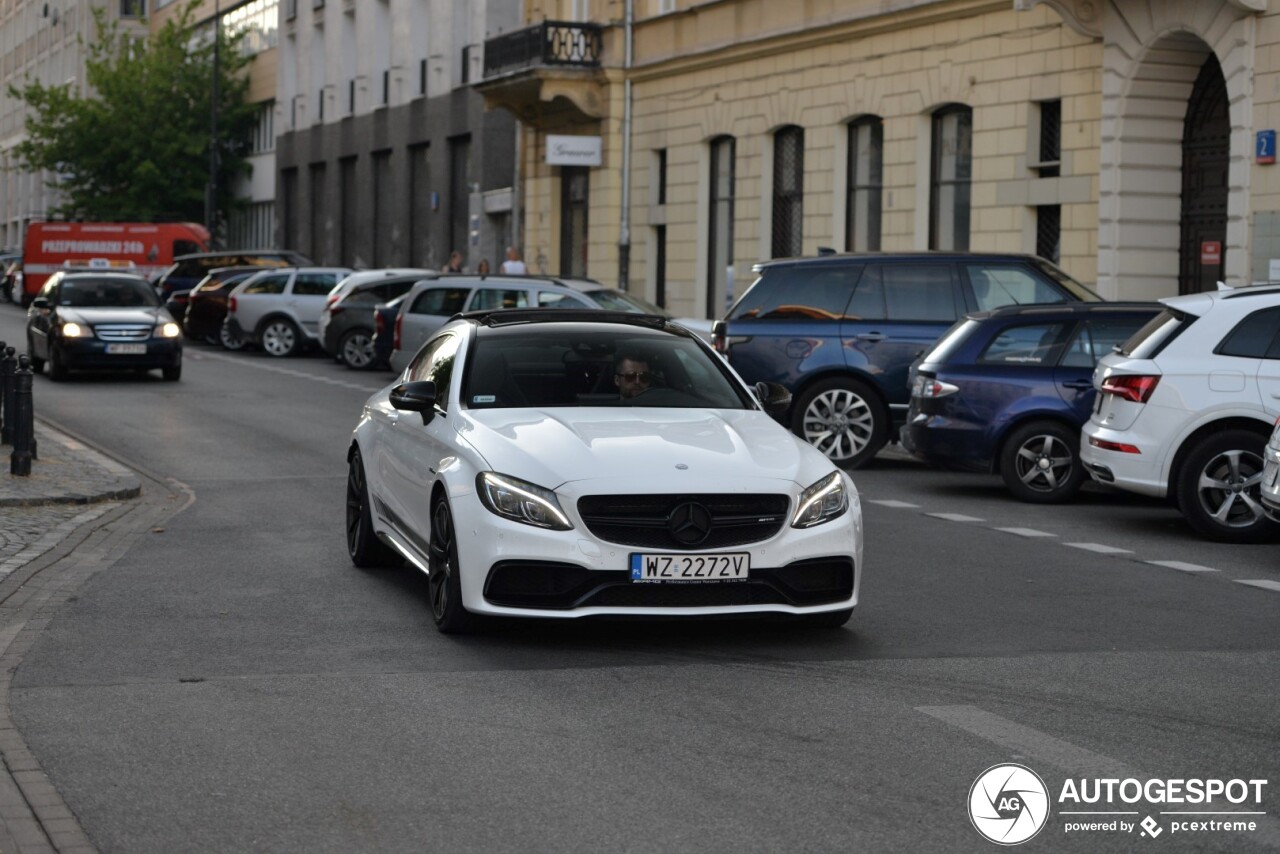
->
[968, 764, 1050, 845]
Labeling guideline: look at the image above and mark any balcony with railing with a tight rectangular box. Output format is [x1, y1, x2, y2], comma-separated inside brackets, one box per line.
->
[474, 20, 608, 125]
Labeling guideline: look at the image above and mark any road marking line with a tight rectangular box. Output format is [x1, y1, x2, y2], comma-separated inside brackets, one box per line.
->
[1064, 542, 1133, 554]
[917, 705, 1280, 847]
[926, 512, 984, 522]
[995, 527, 1056, 538]
[868, 500, 920, 508]
[1146, 560, 1219, 573]
[194, 349, 385, 393]
[1236, 579, 1280, 593]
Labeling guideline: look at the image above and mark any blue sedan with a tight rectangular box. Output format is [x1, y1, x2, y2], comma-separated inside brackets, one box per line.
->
[901, 302, 1161, 502]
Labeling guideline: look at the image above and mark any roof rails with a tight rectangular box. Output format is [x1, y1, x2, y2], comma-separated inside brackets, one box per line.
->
[455, 308, 672, 329]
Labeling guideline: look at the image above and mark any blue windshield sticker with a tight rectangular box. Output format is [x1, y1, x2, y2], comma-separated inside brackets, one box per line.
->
[472, 394, 496, 404]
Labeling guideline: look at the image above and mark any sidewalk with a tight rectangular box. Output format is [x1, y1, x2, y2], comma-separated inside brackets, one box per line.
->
[0, 420, 141, 578]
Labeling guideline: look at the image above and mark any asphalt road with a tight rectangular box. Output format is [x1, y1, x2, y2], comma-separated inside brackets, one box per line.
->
[0, 303, 1277, 853]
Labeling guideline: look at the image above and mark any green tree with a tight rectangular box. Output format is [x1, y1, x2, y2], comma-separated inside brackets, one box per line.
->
[8, 2, 258, 237]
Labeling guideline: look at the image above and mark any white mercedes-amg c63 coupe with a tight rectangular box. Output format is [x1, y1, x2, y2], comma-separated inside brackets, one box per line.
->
[346, 310, 863, 633]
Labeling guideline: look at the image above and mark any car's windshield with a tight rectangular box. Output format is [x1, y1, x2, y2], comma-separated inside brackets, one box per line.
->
[583, 289, 671, 317]
[463, 326, 751, 410]
[59, 278, 158, 308]
[1030, 259, 1103, 302]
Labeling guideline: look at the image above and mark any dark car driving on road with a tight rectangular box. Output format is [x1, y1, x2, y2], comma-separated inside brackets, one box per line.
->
[901, 302, 1160, 502]
[26, 271, 183, 381]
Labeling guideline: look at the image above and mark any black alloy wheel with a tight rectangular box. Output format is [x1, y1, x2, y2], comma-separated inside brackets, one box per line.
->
[427, 498, 476, 634]
[346, 449, 399, 567]
[1000, 420, 1087, 503]
[1177, 430, 1280, 543]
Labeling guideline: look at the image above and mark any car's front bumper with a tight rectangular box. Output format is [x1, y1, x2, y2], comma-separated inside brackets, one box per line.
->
[59, 337, 181, 370]
[389, 474, 864, 620]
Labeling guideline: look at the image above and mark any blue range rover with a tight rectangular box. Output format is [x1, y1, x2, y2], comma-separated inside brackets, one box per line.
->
[712, 253, 1101, 468]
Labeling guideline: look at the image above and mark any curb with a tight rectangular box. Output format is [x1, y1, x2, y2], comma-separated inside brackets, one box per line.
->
[0, 422, 142, 508]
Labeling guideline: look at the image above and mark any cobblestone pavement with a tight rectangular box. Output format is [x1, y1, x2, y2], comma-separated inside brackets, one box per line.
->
[0, 420, 141, 579]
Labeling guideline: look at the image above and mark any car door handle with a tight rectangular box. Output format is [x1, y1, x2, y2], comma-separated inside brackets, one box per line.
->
[855, 332, 886, 342]
[1063, 380, 1093, 390]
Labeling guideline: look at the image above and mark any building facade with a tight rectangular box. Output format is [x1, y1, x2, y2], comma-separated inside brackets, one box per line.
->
[0, 0, 149, 250]
[477, 0, 1277, 319]
[274, 0, 519, 271]
[151, 0, 281, 250]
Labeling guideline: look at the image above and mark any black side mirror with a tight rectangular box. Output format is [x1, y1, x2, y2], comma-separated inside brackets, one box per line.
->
[754, 381, 792, 421]
[390, 380, 438, 425]
[31, 297, 49, 310]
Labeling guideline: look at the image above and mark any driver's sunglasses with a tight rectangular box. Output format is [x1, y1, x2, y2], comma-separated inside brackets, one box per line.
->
[616, 371, 651, 383]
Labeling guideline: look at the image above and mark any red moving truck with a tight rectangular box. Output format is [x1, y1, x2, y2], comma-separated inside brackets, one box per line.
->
[20, 222, 210, 306]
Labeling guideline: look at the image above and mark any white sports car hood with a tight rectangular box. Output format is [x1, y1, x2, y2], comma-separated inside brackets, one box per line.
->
[457, 407, 836, 490]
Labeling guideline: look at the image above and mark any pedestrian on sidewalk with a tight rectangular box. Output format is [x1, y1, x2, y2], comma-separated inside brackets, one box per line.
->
[499, 246, 527, 275]
[444, 250, 464, 273]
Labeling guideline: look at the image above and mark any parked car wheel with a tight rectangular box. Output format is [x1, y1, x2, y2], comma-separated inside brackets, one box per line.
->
[259, 318, 301, 357]
[26, 335, 44, 373]
[346, 449, 401, 568]
[427, 497, 477, 634]
[1000, 420, 1087, 504]
[219, 322, 248, 351]
[792, 377, 887, 469]
[48, 345, 68, 381]
[1176, 429, 1279, 543]
[339, 328, 376, 370]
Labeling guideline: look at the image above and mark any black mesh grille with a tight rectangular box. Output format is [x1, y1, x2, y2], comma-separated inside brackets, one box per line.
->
[483, 558, 854, 610]
[577, 494, 789, 550]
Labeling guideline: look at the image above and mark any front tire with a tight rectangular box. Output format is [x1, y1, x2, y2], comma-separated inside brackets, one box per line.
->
[162, 363, 182, 382]
[999, 420, 1086, 503]
[427, 497, 477, 634]
[259, 318, 301, 357]
[48, 344, 68, 381]
[26, 335, 44, 373]
[792, 377, 887, 469]
[346, 449, 400, 568]
[1176, 430, 1279, 543]
[338, 328, 376, 370]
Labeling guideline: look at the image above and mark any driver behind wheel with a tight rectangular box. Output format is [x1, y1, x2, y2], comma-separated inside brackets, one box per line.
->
[614, 354, 652, 399]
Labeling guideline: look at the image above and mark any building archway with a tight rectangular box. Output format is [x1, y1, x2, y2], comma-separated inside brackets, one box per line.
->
[1179, 54, 1229, 294]
[1091, 0, 1258, 299]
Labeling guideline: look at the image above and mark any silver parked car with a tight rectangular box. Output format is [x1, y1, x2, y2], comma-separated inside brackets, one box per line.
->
[1263, 418, 1280, 522]
[223, 266, 353, 357]
[387, 275, 602, 373]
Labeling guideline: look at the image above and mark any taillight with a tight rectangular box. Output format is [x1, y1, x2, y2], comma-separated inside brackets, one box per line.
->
[1089, 437, 1142, 454]
[375, 312, 385, 334]
[913, 376, 959, 398]
[328, 305, 345, 318]
[1099, 374, 1160, 404]
[394, 313, 402, 350]
[228, 296, 237, 313]
[325, 294, 340, 308]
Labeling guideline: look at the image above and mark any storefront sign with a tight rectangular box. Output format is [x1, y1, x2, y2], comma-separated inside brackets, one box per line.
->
[1200, 241, 1222, 266]
[546, 135, 602, 166]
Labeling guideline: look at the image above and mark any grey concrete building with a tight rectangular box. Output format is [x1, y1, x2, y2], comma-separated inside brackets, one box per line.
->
[0, 0, 149, 250]
[275, 0, 519, 271]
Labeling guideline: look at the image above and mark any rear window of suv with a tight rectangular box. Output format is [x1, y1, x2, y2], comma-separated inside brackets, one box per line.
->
[730, 265, 858, 321]
[1119, 308, 1193, 358]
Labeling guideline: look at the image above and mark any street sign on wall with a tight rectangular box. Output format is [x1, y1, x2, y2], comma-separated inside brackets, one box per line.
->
[546, 135, 602, 167]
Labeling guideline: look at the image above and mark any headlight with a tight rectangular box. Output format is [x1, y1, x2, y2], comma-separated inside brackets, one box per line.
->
[792, 471, 848, 528]
[476, 472, 572, 530]
[61, 322, 84, 338]
[156, 322, 181, 338]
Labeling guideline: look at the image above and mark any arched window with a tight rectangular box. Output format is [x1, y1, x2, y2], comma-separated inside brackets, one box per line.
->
[847, 116, 883, 251]
[707, 135, 736, 316]
[930, 105, 972, 251]
[772, 125, 804, 258]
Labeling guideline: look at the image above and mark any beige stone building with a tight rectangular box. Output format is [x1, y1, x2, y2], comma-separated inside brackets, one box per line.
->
[477, 0, 1275, 319]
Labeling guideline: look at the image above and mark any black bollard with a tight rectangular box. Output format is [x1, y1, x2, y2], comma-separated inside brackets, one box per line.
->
[0, 345, 15, 445]
[10, 354, 34, 476]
